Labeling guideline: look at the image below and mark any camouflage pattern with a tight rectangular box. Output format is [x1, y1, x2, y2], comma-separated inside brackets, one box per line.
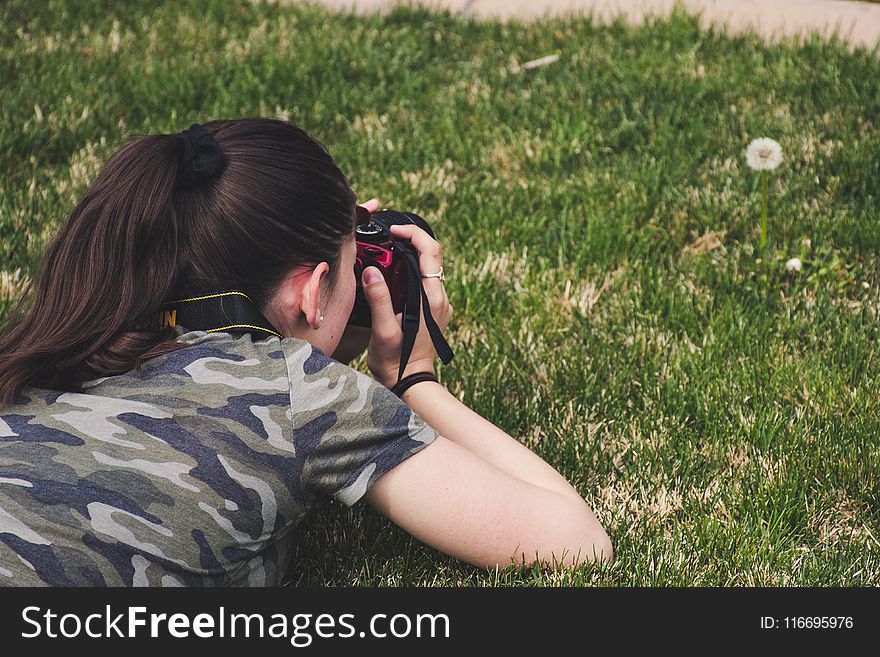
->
[0, 326, 437, 586]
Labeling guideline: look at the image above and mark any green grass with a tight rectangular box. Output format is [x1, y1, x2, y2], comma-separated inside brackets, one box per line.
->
[2, 0, 879, 586]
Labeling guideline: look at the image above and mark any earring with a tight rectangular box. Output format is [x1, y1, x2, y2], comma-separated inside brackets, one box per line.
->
[318, 310, 324, 322]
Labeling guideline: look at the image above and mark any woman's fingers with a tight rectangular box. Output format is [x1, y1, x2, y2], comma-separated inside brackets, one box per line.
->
[388, 223, 449, 309]
[359, 198, 381, 213]
[388, 223, 441, 267]
[362, 267, 393, 329]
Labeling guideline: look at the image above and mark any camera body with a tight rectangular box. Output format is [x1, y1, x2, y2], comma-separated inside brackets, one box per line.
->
[348, 209, 434, 328]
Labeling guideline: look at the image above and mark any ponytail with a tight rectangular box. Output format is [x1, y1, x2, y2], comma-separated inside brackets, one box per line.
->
[0, 134, 188, 404]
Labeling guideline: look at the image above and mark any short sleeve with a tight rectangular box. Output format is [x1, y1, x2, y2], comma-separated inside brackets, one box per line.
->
[282, 339, 439, 509]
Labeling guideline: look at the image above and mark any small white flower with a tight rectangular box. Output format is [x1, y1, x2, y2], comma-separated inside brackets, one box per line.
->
[746, 138, 783, 171]
[785, 257, 802, 272]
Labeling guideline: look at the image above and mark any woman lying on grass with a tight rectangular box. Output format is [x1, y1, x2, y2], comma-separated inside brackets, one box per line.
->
[0, 118, 612, 586]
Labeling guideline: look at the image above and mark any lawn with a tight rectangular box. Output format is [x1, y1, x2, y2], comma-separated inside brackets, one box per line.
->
[1, 0, 879, 586]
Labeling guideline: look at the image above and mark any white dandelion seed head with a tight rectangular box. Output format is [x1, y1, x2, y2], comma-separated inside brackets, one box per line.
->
[746, 138, 783, 171]
[785, 257, 802, 272]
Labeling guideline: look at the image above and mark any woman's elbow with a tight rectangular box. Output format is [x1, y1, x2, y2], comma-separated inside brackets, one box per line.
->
[562, 503, 614, 567]
[506, 500, 614, 570]
[586, 524, 614, 565]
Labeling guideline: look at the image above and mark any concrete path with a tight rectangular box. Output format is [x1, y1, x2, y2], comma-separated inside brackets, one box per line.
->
[294, 0, 880, 51]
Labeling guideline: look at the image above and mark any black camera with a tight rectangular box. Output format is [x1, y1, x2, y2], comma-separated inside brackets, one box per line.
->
[347, 207, 453, 385]
[348, 208, 435, 328]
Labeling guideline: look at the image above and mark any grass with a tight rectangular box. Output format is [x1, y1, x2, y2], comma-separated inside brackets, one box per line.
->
[2, 0, 879, 586]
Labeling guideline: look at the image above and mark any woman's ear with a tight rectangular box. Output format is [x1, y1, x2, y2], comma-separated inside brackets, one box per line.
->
[301, 262, 330, 330]
[264, 263, 327, 335]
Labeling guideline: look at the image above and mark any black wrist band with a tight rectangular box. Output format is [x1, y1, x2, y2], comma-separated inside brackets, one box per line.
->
[391, 372, 438, 398]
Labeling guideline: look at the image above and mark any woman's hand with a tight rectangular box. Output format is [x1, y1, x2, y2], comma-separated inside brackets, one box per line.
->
[360, 223, 453, 390]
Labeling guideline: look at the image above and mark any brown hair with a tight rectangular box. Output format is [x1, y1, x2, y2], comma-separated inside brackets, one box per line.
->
[0, 118, 356, 406]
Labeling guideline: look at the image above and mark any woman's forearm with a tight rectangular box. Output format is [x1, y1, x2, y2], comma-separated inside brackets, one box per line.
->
[400, 381, 586, 503]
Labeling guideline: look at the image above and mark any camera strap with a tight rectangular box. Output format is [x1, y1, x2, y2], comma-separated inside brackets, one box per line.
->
[395, 245, 454, 387]
[156, 292, 282, 340]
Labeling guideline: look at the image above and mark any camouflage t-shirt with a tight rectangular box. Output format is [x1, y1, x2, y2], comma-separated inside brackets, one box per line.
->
[0, 327, 438, 587]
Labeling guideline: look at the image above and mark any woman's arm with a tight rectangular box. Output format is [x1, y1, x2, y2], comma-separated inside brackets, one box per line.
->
[364, 382, 613, 569]
[400, 381, 588, 503]
[364, 435, 612, 570]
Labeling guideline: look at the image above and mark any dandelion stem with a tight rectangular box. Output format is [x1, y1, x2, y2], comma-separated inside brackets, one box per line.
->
[760, 170, 768, 249]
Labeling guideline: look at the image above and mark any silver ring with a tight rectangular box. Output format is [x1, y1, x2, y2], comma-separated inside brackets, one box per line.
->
[421, 266, 445, 282]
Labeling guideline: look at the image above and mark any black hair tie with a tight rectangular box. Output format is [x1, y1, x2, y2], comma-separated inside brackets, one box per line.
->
[176, 123, 225, 190]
